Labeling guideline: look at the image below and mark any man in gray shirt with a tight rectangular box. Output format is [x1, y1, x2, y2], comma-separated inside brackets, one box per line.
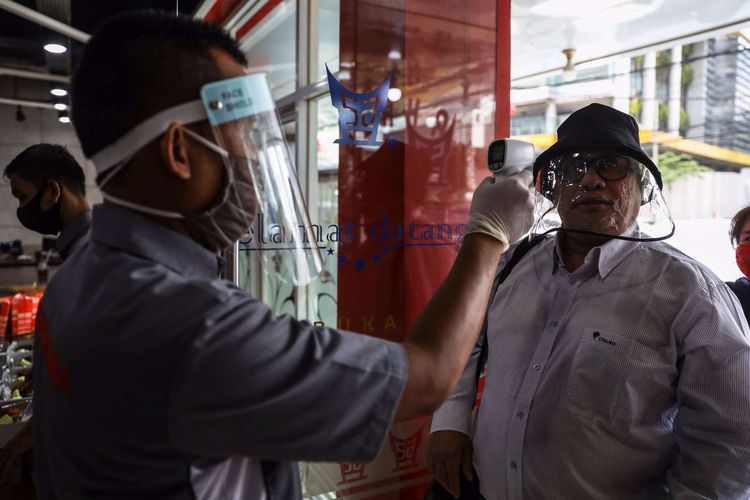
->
[0, 143, 91, 497]
[32, 11, 535, 499]
[429, 104, 750, 499]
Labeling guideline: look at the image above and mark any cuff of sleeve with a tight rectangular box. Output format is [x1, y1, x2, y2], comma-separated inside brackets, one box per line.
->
[430, 399, 473, 436]
[357, 341, 409, 461]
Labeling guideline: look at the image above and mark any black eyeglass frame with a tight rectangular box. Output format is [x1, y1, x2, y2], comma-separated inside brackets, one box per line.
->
[550, 154, 641, 184]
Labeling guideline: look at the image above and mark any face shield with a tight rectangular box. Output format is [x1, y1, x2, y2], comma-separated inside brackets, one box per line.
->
[89, 73, 322, 286]
[532, 152, 675, 242]
[201, 75, 323, 285]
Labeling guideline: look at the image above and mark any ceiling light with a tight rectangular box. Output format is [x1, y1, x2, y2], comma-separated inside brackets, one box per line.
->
[562, 48, 577, 82]
[44, 43, 67, 54]
[53, 103, 68, 111]
[388, 50, 402, 60]
[58, 116, 70, 124]
[387, 87, 402, 102]
[50, 88, 67, 97]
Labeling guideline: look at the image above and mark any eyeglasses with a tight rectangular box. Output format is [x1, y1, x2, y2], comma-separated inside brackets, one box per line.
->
[552, 154, 636, 183]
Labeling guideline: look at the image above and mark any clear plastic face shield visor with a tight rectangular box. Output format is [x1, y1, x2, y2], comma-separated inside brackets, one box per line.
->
[89, 74, 323, 285]
[532, 152, 675, 242]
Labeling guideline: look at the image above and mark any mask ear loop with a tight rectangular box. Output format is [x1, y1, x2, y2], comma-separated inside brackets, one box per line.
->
[101, 125, 233, 220]
[181, 127, 230, 159]
[98, 156, 134, 189]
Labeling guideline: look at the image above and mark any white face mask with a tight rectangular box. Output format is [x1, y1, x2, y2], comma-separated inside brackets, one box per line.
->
[100, 128, 257, 252]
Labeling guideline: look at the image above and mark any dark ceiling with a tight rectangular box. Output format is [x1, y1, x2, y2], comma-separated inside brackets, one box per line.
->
[0, 0, 203, 78]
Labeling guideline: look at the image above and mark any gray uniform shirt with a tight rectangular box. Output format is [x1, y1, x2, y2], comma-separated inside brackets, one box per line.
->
[55, 209, 91, 260]
[431, 234, 750, 499]
[33, 205, 408, 499]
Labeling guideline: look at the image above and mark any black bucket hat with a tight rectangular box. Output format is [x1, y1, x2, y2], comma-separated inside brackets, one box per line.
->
[532, 103, 662, 189]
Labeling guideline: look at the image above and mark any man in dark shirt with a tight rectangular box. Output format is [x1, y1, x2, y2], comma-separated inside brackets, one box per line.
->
[4, 143, 91, 258]
[0, 143, 91, 497]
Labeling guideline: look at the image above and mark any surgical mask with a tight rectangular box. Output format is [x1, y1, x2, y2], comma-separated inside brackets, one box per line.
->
[736, 244, 750, 278]
[101, 128, 257, 253]
[17, 182, 62, 235]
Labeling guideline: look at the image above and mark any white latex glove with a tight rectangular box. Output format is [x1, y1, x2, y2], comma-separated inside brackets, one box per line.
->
[465, 171, 535, 247]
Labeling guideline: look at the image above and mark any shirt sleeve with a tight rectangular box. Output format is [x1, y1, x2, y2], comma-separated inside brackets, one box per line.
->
[429, 331, 482, 436]
[667, 278, 750, 498]
[429, 252, 512, 437]
[167, 286, 408, 463]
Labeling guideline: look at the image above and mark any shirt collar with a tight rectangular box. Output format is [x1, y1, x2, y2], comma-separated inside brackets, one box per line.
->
[552, 224, 641, 279]
[91, 204, 220, 279]
[56, 210, 92, 259]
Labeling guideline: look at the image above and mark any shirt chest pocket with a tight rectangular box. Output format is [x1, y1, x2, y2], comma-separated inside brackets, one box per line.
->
[566, 328, 676, 421]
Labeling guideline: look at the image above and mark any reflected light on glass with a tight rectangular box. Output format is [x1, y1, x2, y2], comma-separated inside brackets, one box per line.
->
[562, 67, 577, 82]
[50, 88, 68, 97]
[338, 70, 351, 80]
[387, 87, 402, 102]
[58, 116, 70, 124]
[529, 0, 621, 17]
[53, 103, 68, 111]
[44, 43, 67, 54]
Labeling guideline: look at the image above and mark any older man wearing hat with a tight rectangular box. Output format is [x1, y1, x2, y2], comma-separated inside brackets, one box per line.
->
[428, 104, 750, 499]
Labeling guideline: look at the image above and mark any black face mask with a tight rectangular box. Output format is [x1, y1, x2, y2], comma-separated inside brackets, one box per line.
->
[17, 182, 62, 235]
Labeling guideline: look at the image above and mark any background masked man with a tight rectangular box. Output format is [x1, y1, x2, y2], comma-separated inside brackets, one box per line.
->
[32, 11, 535, 499]
[4, 143, 91, 258]
[429, 104, 750, 499]
[0, 143, 91, 498]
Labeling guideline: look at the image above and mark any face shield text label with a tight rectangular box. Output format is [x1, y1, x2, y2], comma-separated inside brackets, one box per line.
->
[201, 74, 275, 126]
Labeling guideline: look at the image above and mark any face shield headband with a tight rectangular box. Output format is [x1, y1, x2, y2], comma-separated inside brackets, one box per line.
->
[87, 74, 323, 285]
[531, 153, 675, 243]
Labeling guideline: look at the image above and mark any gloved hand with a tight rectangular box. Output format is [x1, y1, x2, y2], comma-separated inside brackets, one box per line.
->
[465, 171, 534, 247]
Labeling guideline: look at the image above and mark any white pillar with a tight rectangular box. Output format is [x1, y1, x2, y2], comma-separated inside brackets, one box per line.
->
[612, 57, 631, 113]
[641, 52, 657, 131]
[545, 101, 557, 134]
[668, 45, 682, 134]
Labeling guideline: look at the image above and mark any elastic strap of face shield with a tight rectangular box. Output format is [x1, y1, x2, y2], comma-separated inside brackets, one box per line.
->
[89, 100, 213, 187]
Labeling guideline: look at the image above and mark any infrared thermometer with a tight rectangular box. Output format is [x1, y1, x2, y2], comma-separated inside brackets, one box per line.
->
[487, 138, 535, 177]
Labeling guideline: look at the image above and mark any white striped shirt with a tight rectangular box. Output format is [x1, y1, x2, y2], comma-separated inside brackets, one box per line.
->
[431, 233, 750, 499]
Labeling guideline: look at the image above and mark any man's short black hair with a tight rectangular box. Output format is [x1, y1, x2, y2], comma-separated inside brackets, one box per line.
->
[72, 10, 247, 158]
[4, 144, 86, 196]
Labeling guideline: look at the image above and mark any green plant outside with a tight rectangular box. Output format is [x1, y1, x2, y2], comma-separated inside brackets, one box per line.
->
[630, 97, 642, 118]
[657, 151, 711, 184]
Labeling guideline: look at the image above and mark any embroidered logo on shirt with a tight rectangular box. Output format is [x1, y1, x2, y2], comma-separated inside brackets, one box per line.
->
[37, 311, 72, 397]
[592, 331, 616, 346]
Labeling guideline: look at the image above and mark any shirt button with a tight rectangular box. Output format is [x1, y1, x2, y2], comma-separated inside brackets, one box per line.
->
[510, 461, 518, 470]
[551, 320, 559, 327]
[516, 411, 525, 419]
[568, 278, 577, 286]
[532, 363, 541, 371]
